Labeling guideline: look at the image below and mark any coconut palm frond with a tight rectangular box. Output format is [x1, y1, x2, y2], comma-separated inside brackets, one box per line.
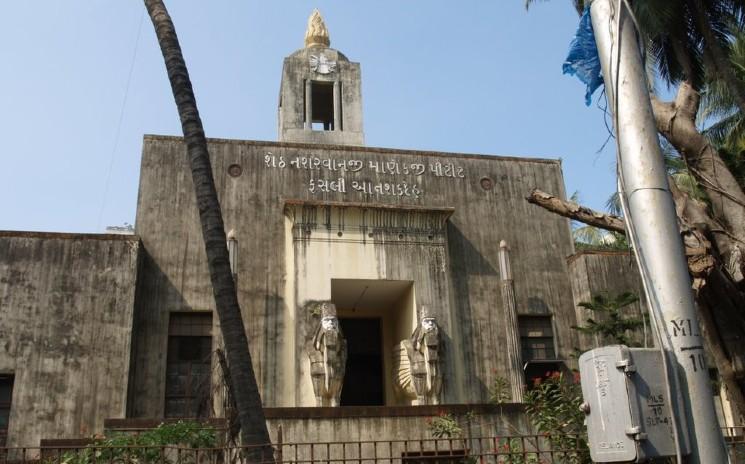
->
[524, 0, 583, 14]
[605, 191, 623, 217]
[672, 170, 707, 201]
[573, 225, 608, 245]
[704, 113, 742, 146]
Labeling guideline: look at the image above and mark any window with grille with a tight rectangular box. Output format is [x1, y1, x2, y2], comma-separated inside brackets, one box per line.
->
[164, 312, 212, 418]
[0, 375, 13, 447]
[518, 316, 556, 361]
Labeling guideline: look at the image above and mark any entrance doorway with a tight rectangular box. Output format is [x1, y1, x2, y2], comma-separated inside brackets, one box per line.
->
[339, 318, 384, 406]
[331, 278, 416, 405]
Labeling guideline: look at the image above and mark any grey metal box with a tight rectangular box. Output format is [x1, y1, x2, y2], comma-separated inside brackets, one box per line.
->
[579, 346, 689, 462]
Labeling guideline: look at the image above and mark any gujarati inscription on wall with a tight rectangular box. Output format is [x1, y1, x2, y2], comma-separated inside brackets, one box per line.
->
[264, 152, 466, 199]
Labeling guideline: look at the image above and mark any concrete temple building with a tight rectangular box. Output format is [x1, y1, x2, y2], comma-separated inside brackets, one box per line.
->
[0, 10, 735, 454]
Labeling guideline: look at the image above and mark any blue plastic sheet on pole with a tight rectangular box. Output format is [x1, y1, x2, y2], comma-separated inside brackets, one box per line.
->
[563, 7, 603, 106]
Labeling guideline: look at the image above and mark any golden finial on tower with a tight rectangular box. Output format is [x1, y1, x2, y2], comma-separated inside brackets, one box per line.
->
[304, 9, 330, 48]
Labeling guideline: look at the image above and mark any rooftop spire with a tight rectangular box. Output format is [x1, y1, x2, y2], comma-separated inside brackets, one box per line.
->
[304, 9, 330, 48]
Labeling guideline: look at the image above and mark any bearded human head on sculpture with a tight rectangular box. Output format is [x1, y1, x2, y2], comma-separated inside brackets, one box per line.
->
[421, 317, 436, 333]
[318, 302, 340, 334]
[413, 305, 438, 344]
[321, 316, 338, 331]
[419, 305, 436, 329]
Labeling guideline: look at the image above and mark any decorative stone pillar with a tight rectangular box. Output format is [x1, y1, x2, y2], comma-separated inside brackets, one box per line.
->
[333, 80, 341, 131]
[304, 79, 313, 129]
[499, 240, 525, 402]
[226, 229, 237, 277]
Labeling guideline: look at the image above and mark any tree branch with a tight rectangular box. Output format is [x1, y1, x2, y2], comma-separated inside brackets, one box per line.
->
[651, 82, 745, 250]
[527, 186, 745, 418]
[526, 189, 626, 233]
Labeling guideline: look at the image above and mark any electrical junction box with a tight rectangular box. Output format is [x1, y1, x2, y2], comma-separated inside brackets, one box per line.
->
[578, 346, 690, 462]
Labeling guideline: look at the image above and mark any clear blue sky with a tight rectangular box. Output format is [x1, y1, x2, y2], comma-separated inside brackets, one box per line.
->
[0, 1, 619, 233]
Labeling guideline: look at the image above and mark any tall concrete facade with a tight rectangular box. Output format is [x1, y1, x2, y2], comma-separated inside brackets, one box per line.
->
[0, 9, 688, 449]
[127, 10, 580, 442]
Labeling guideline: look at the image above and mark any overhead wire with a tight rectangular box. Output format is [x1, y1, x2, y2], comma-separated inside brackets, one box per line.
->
[96, 7, 145, 231]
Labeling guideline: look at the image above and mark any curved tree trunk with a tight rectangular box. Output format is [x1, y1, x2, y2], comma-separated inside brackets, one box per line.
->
[143, 1, 272, 458]
[651, 82, 745, 255]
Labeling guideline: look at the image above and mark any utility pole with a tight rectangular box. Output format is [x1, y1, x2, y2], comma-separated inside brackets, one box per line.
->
[589, 0, 729, 462]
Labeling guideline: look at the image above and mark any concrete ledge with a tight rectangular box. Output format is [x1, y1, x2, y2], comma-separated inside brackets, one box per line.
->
[284, 199, 455, 219]
[40, 438, 95, 448]
[265, 403, 522, 419]
[143, 134, 562, 165]
[0, 230, 139, 241]
[103, 404, 523, 431]
[566, 249, 633, 264]
[104, 418, 226, 431]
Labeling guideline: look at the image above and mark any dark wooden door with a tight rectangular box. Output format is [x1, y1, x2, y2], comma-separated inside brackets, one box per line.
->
[339, 318, 384, 406]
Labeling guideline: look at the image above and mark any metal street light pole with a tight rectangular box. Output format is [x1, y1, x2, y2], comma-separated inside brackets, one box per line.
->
[589, 0, 729, 462]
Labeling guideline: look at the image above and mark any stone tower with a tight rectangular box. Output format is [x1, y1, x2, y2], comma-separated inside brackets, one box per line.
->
[278, 9, 364, 145]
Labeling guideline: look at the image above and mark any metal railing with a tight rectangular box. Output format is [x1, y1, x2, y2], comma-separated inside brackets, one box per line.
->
[0, 429, 743, 464]
[0, 434, 585, 464]
[725, 426, 745, 463]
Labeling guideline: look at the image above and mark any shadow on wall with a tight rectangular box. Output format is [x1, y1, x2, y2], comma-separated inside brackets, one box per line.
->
[261, 291, 285, 406]
[446, 222, 496, 403]
[446, 223, 497, 278]
[129, 252, 285, 417]
[526, 297, 550, 315]
[129, 251, 193, 418]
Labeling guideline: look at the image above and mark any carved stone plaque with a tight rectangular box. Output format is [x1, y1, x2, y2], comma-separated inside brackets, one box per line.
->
[310, 54, 336, 74]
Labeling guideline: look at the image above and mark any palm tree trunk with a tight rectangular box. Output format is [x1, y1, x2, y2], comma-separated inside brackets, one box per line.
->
[143, 1, 272, 458]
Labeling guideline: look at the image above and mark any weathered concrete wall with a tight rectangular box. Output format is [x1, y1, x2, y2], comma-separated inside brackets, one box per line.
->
[0, 232, 140, 447]
[284, 204, 456, 405]
[132, 136, 579, 415]
[279, 47, 364, 146]
[265, 405, 529, 461]
[567, 250, 651, 351]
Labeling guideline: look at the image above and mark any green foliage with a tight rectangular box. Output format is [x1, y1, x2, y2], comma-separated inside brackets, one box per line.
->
[524, 0, 584, 15]
[426, 413, 463, 439]
[484, 373, 591, 462]
[52, 421, 217, 464]
[702, 27, 745, 191]
[489, 376, 512, 405]
[495, 438, 541, 464]
[568, 190, 629, 252]
[660, 139, 707, 202]
[524, 372, 591, 464]
[573, 228, 629, 251]
[574, 292, 645, 347]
